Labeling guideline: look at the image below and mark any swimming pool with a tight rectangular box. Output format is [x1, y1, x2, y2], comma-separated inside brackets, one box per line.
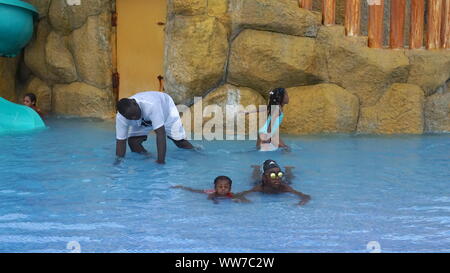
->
[0, 118, 449, 253]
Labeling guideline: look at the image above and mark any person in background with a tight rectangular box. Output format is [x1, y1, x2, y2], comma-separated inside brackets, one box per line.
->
[23, 93, 43, 118]
[257, 88, 290, 151]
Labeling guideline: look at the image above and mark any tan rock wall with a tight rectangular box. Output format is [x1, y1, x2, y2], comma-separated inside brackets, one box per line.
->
[230, 0, 321, 37]
[5, 0, 449, 134]
[187, 84, 266, 137]
[281, 84, 360, 134]
[53, 82, 114, 119]
[424, 92, 450, 133]
[164, 15, 229, 105]
[358, 84, 425, 134]
[228, 29, 322, 96]
[18, 0, 115, 118]
[0, 57, 19, 101]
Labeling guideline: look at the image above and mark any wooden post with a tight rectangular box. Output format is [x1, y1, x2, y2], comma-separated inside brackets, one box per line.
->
[323, 0, 336, 26]
[300, 0, 313, 10]
[390, 0, 406, 48]
[345, 0, 361, 36]
[442, 0, 450, 48]
[426, 0, 443, 49]
[368, 0, 384, 48]
[409, 0, 425, 49]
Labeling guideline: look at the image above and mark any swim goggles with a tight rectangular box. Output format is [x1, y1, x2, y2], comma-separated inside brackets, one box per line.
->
[268, 171, 284, 179]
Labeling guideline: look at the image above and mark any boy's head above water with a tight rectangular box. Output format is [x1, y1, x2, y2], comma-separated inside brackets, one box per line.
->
[262, 160, 284, 188]
[214, 176, 232, 196]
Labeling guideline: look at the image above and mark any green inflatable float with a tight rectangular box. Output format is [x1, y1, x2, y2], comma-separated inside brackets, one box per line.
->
[0, 97, 45, 134]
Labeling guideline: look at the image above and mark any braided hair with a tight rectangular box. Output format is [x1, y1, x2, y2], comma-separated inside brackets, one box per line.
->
[266, 88, 286, 117]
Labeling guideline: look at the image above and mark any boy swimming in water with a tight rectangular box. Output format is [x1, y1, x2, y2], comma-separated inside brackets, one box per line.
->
[236, 160, 310, 206]
[171, 176, 250, 204]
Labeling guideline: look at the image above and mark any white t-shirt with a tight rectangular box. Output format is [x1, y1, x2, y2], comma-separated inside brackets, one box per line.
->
[116, 91, 180, 140]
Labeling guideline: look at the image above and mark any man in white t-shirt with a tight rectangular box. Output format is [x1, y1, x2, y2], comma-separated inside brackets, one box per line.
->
[115, 91, 193, 164]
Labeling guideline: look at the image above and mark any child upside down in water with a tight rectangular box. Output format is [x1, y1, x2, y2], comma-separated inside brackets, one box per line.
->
[235, 160, 311, 206]
[171, 176, 250, 204]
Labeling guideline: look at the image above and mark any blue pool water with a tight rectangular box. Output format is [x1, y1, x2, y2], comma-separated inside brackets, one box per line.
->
[0, 118, 449, 253]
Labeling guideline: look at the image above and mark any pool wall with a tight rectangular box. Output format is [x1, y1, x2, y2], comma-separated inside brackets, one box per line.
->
[0, 0, 449, 134]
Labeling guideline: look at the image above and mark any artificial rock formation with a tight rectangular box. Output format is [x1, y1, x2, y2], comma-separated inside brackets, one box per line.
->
[280, 84, 359, 134]
[316, 26, 410, 107]
[424, 92, 450, 132]
[164, 15, 229, 105]
[406, 50, 450, 97]
[188, 84, 266, 137]
[24, 19, 53, 82]
[48, 0, 109, 35]
[230, 0, 321, 37]
[53, 82, 114, 119]
[0, 57, 19, 101]
[167, 0, 207, 16]
[358, 84, 425, 134]
[18, 1, 114, 119]
[45, 31, 77, 83]
[68, 11, 112, 89]
[5, 0, 449, 134]
[228, 29, 321, 96]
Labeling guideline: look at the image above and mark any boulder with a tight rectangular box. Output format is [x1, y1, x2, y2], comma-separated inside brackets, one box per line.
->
[424, 92, 450, 132]
[280, 84, 359, 134]
[406, 50, 450, 97]
[48, 0, 110, 35]
[53, 82, 114, 119]
[207, 0, 230, 29]
[19, 77, 52, 113]
[317, 26, 410, 107]
[188, 84, 266, 137]
[229, 0, 321, 37]
[358, 83, 425, 134]
[228, 29, 321, 96]
[0, 57, 19, 101]
[69, 12, 112, 89]
[164, 15, 229, 105]
[45, 31, 78, 84]
[168, 0, 207, 16]
[24, 19, 53, 81]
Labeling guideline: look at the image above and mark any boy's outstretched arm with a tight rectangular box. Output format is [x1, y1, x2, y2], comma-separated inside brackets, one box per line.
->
[171, 185, 205, 194]
[285, 185, 311, 206]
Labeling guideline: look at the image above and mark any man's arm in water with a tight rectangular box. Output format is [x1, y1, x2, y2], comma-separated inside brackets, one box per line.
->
[115, 139, 127, 165]
[284, 185, 311, 206]
[171, 185, 205, 194]
[154, 126, 166, 164]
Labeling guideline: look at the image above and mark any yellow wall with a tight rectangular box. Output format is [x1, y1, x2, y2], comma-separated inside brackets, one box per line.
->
[116, 0, 167, 99]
